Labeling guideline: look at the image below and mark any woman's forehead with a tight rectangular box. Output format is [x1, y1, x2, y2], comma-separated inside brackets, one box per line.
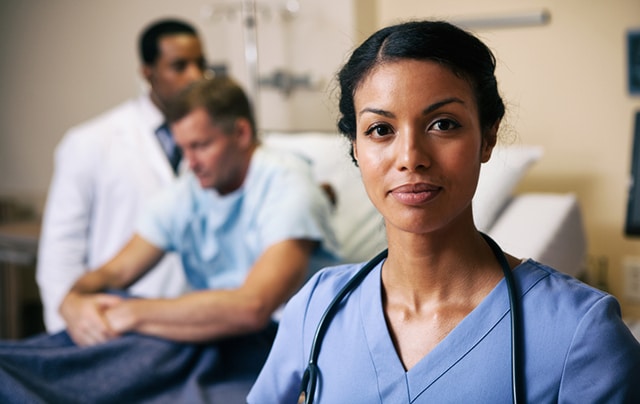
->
[354, 60, 475, 110]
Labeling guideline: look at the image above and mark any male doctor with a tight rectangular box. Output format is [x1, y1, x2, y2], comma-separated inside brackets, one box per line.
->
[37, 18, 206, 332]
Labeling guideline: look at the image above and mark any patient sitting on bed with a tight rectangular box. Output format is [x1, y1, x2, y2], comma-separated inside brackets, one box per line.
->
[0, 76, 340, 403]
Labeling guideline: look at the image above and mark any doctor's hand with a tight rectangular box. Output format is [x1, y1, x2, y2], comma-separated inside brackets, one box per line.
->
[60, 292, 123, 346]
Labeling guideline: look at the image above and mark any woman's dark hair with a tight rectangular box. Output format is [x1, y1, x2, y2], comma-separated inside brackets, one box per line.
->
[139, 19, 199, 65]
[166, 77, 257, 139]
[337, 20, 505, 145]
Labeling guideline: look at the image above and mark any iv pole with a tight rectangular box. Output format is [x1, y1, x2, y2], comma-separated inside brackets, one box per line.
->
[241, 0, 260, 113]
[202, 0, 303, 107]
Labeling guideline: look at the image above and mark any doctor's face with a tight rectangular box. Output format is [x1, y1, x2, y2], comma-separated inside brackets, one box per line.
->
[144, 34, 206, 112]
[352, 59, 495, 236]
[172, 107, 247, 194]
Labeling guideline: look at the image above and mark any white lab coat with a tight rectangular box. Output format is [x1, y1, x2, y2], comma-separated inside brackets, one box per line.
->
[37, 94, 188, 333]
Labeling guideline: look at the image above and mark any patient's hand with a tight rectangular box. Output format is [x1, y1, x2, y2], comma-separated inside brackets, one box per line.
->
[60, 292, 123, 346]
[104, 300, 139, 335]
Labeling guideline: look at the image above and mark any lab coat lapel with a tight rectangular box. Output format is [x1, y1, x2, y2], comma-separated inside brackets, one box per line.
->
[123, 102, 176, 184]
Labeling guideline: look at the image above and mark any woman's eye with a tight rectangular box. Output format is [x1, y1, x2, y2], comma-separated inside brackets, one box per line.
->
[431, 119, 460, 132]
[365, 124, 393, 137]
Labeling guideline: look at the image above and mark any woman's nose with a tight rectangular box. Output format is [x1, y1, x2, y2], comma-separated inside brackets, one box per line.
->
[395, 129, 430, 172]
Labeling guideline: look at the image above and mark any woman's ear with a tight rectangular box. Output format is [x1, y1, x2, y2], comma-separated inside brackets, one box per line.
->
[352, 140, 358, 161]
[480, 120, 500, 163]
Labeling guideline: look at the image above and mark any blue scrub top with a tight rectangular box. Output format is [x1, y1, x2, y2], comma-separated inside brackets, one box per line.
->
[248, 259, 640, 403]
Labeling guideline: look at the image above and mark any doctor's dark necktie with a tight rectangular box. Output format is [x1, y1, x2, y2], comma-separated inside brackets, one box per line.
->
[156, 123, 182, 174]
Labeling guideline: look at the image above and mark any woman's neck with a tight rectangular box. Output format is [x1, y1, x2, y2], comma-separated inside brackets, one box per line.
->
[381, 226, 504, 307]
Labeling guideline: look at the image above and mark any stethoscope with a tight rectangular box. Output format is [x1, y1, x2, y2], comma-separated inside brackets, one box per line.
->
[300, 233, 524, 404]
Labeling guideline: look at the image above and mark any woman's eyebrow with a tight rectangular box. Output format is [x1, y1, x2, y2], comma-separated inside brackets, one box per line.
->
[359, 97, 466, 118]
[358, 107, 394, 118]
[423, 97, 465, 114]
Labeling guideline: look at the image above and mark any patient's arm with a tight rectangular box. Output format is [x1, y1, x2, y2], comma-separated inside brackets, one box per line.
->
[59, 234, 165, 345]
[103, 238, 315, 342]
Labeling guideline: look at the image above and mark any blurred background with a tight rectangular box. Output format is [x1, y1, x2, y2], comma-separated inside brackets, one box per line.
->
[1, 0, 639, 337]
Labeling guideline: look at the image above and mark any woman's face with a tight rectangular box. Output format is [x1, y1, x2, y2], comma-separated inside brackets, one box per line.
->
[352, 59, 496, 236]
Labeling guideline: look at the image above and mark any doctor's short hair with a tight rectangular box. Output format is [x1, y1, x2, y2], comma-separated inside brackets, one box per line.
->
[166, 77, 257, 139]
[139, 18, 200, 66]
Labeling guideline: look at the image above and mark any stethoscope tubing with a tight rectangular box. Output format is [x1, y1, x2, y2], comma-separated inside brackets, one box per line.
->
[482, 233, 524, 403]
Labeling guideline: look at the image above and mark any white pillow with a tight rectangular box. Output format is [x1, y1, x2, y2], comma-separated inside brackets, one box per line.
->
[473, 145, 543, 232]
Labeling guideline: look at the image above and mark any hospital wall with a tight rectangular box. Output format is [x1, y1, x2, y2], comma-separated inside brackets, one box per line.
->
[0, 0, 357, 205]
[1, 0, 640, 318]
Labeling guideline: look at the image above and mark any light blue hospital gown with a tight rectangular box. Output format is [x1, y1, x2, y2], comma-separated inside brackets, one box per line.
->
[0, 147, 343, 403]
[137, 146, 341, 291]
[248, 259, 640, 403]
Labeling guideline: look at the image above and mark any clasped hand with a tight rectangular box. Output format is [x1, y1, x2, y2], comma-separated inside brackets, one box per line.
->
[60, 292, 135, 346]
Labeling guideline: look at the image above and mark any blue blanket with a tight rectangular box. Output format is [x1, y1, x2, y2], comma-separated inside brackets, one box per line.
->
[0, 324, 276, 403]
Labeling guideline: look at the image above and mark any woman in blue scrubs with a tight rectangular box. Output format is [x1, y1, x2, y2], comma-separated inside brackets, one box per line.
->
[248, 20, 640, 403]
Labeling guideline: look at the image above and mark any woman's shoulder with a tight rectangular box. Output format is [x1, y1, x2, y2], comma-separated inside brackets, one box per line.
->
[517, 259, 640, 397]
[517, 259, 608, 301]
[518, 258, 602, 290]
[305, 262, 369, 298]
[515, 259, 622, 326]
[282, 262, 370, 318]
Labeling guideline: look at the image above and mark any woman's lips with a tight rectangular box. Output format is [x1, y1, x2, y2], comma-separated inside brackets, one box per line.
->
[389, 183, 442, 205]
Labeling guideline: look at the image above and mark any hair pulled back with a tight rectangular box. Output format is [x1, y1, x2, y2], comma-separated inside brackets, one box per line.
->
[337, 20, 505, 144]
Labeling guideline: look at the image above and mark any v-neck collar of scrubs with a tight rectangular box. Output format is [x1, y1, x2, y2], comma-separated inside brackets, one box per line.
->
[359, 260, 532, 402]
